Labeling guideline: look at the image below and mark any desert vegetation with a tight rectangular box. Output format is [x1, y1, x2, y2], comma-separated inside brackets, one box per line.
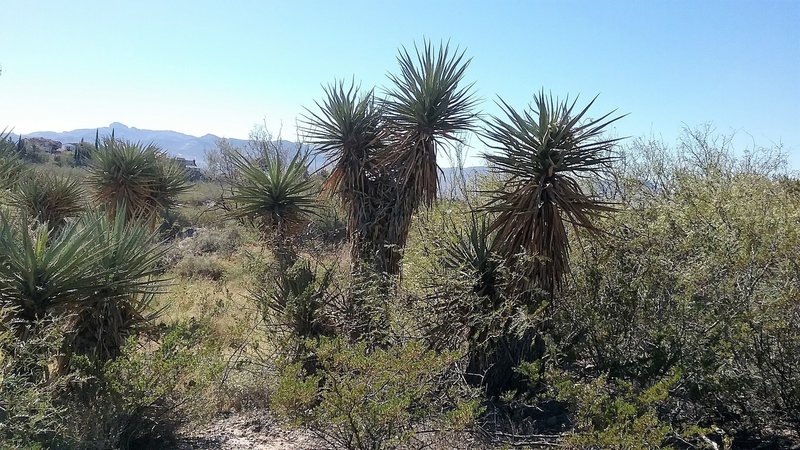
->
[1, 42, 799, 449]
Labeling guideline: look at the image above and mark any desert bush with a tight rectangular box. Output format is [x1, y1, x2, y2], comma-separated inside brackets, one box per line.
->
[174, 254, 226, 280]
[0, 308, 78, 449]
[545, 368, 708, 449]
[186, 227, 242, 257]
[161, 226, 243, 266]
[551, 138, 800, 442]
[272, 337, 480, 450]
[53, 151, 75, 167]
[23, 147, 50, 164]
[307, 199, 347, 245]
[157, 207, 192, 240]
[64, 319, 224, 449]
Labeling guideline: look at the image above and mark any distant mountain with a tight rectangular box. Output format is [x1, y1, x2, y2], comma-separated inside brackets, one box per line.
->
[11, 123, 264, 166]
[9, 123, 488, 186]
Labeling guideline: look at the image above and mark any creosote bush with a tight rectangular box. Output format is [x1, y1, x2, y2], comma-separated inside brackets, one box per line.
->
[272, 337, 481, 450]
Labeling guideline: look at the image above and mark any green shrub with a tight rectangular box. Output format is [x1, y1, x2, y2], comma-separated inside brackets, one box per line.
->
[308, 200, 347, 245]
[272, 338, 480, 450]
[53, 152, 75, 167]
[174, 254, 225, 280]
[66, 319, 224, 449]
[550, 137, 800, 443]
[544, 368, 707, 449]
[0, 309, 77, 449]
[188, 227, 242, 257]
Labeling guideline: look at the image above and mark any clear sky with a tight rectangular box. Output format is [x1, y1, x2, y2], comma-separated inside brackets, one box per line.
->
[1, 0, 798, 166]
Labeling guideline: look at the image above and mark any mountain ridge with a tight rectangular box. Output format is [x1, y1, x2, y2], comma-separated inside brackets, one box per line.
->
[8, 123, 488, 185]
[11, 122, 248, 163]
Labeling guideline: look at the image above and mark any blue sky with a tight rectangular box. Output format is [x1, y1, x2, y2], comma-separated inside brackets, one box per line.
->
[1, 0, 798, 166]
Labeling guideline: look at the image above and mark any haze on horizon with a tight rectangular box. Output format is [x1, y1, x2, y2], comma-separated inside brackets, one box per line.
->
[1, 0, 798, 166]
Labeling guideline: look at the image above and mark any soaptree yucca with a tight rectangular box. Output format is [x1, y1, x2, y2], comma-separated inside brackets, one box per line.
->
[0, 214, 106, 322]
[482, 91, 624, 293]
[229, 150, 318, 238]
[0, 129, 26, 193]
[302, 81, 386, 266]
[384, 40, 479, 209]
[380, 41, 478, 274]
[0, 209, 166, 367]
[228, 149, 318, 268]
[67, 210, 166, 365]
[87, 139, 190, 226]
[304, 40, 478, 276]
[11, 173, 84, 231]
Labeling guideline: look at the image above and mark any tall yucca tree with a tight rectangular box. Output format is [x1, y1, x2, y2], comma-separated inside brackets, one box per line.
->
[304, 41, 478, 276]
[384, 40, 479, 208]
[87, 138, 190, 227]
[11, 172, 84, 231]
[302, 81, 386, 266]
[482, 91, 624, 293]
[380, 41, 479, 274]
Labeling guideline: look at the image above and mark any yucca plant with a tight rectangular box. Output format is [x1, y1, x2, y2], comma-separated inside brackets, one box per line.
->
[0, 129, 26, 195]
[87, 139, 190, 227]
[257, 259, 335, 340]
[229, 149, 318, 267]
[303, 81, 383, 206]
[440, 213, 501, 300]
[302, 81, 389, 269]
[254, 258, 336, 373]
[0, 213, 105, 322]
[436, 214, 544, 394]
[11, 172, 84, 231]
[65, 210, 166, 366]
[384, 40, 479, 208]
[482, 91, 624, 293]
[380, 41, 479, 274]
[304, 41, 478, 276]
[0, 209, 167, 368]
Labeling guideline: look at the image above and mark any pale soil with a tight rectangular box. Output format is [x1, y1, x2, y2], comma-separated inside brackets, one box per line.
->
[177, 411, 320, 450]
[175, 410, 493, 450]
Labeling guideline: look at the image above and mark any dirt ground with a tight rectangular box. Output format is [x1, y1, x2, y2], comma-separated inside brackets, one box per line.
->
[177, 411, 320, 450]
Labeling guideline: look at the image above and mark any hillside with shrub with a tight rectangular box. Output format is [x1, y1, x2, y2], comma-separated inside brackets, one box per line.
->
[1, 41, 798, 450]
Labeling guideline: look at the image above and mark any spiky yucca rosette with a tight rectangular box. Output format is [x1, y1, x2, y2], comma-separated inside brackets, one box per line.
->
[482, 91, 624, 293]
